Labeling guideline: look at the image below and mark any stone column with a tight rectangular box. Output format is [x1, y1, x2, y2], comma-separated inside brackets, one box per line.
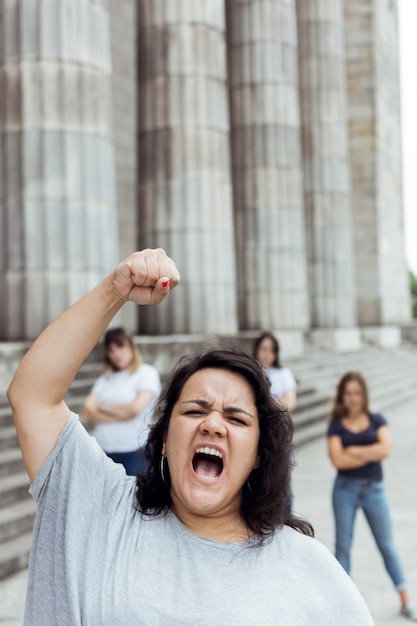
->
[137, 0, 238, 335]
[109, 0, 138, 331]
[344, 0, 411, 339]
[0, 0, 118, 340]
[226, 0, 309, 353]
[297, 0, 360, 350]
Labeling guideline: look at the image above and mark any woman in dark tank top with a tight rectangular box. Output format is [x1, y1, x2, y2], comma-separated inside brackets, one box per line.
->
[327, 371, 417, 622]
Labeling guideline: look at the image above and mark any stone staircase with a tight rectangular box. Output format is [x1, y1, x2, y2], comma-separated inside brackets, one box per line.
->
[291, 342, 417, 445]
[1, 342, 417, 580]
[0, 361, 102, 580]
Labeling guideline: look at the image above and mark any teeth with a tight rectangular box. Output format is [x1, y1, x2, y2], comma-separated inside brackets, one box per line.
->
[196, 447, 223, 459]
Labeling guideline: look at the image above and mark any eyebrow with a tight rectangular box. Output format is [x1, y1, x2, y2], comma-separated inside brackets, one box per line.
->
[182, 399, 255, 419]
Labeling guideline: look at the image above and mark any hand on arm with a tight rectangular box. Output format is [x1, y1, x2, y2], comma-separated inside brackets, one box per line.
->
[81, 392, 126, 423]
[328, 436, 367, 470]
[280, 389, 296, 413]
[83, 390, 155, 422]
[345, 425, 391, 463]
[327, 425, 391, 470]
[7, 248, 179, 482]
[100, 390, 155, 420]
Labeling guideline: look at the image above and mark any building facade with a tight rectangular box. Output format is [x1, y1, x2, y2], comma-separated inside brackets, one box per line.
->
[0, 0, 410, 354]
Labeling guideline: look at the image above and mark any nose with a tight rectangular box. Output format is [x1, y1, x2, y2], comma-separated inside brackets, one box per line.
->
[199, 411, 227, 437]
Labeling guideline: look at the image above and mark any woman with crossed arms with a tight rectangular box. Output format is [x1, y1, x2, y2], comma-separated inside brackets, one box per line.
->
[327, 371, 417, 622]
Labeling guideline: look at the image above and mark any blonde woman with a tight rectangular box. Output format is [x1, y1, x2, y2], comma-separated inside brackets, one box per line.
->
[253, 332, 297, 412]
[82, 327, 160, 475]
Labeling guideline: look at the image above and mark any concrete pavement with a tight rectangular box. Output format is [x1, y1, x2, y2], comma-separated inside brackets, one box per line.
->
[1, 397, 417, 625]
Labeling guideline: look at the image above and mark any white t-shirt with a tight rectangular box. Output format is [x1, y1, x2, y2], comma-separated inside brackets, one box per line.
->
[265, 367, 297, 399]
[91, 363, 160, 452]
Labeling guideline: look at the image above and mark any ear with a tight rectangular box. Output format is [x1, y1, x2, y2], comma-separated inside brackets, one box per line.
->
[162, 442, 166, 456]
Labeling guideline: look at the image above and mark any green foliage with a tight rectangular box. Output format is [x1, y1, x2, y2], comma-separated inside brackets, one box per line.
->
[410, 271, 417, 319]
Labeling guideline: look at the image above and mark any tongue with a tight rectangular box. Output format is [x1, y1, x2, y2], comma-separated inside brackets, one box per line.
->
[194, 458, 220, 479]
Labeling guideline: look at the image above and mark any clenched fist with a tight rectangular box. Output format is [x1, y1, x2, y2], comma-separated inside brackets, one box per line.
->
[111, 248, 180, 305]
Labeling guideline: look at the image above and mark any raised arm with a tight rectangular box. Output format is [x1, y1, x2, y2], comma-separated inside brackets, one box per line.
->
[7, 249, 179, 482]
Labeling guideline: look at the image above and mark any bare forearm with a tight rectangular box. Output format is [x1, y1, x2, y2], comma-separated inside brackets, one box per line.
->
[82, 404, 126, 423]
[100, 404, 136, 420]
[280, 390, 296, 413]
[331, 450, 368, 470]
[346, 444, 389, 463]
[101, 392, 154, 420]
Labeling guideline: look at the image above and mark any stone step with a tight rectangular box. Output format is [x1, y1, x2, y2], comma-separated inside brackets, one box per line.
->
[0, 395, 10, 408]
[0, 499, 36, 544]
[65, 376, 98, 399]
[0, 448, 25, 477]
[294, 418, 327, 448]
[0, 406, 13, 429]
[294, 389, 330, 413]
[0, 426, 18, 451]
[0, 531, 32, 580]
[293, 353, 411, 390]
[0, 472, 30, 507]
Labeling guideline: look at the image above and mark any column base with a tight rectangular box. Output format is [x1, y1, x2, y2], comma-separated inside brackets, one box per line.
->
[309, 328, 362, 352]
[270, 329, 305, 359]
[361, 326, 401, 348]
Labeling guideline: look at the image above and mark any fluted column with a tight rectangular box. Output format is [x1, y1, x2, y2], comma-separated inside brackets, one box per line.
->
[108, 0, 138, 332]
[137, 0, 238, 335]
[344, 0, 410, 327]
[227, 0, 309, 334]
[0, 0, 118, 339]
[297, 0, 357, 329]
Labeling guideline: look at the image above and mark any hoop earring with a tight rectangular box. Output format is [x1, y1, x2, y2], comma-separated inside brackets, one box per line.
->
[160, 455, 168, 486]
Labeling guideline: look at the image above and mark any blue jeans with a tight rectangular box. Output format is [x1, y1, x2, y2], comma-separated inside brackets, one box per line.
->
[106, 448, 148, 476]
[332, 475, 406, 591]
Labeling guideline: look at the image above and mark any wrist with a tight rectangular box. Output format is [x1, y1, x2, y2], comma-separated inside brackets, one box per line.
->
[104, 274, 129, 304]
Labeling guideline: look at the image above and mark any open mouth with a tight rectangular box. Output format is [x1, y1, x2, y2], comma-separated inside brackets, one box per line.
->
[192, 447, 224, 480]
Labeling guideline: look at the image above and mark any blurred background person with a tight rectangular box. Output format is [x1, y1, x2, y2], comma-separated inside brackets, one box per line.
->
[327, 371, 417, 622]
[254, 331, 297, 412]
[254, 331, 297, 513]
[82, 327, 161, 475]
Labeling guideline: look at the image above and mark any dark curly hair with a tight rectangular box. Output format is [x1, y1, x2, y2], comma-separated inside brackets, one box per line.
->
[136, 348, 313, 543]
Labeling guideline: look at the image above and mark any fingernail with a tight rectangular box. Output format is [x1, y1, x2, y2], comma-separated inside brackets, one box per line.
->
[161, 279, 169, 288]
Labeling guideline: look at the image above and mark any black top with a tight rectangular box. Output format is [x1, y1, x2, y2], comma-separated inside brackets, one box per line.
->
[327, 413, 387, 482]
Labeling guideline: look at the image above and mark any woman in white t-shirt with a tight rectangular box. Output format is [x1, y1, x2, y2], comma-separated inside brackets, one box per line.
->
[82, 327, 161, 475]
[254, 332, 297, 412]
[254, 331, 297, 513]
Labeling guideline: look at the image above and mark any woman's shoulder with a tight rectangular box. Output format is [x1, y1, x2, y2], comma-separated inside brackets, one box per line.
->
[274, 526, 359, 577]
[274, 526, 342, 565]
[327, 418, 343, 436]
[369, 412, 388, 427]
[273, 528, 374, 622]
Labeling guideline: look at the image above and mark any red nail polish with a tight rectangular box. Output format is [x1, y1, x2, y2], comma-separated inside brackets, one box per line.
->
[162, 279, 169, 288]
